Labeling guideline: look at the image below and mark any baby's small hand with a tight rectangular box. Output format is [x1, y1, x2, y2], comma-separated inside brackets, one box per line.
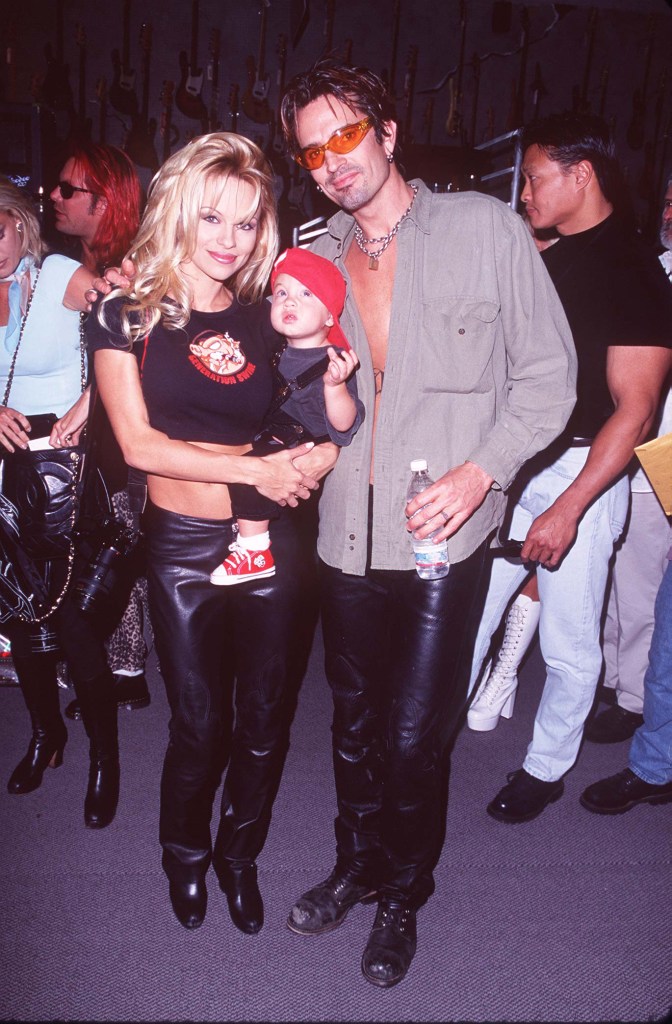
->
[324, 346, 359, 387]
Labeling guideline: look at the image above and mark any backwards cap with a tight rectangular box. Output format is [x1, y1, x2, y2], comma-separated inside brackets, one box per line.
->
[270, 247, 351, 350]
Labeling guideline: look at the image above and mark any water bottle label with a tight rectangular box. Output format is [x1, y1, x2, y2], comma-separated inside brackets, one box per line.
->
[413, 541, 449, 570]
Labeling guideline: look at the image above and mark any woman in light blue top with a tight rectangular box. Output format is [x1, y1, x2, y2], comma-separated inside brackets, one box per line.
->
[0, 175, 122, 830]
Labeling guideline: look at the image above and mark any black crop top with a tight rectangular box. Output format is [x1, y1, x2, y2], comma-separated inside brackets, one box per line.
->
[87, 295, 283, 445]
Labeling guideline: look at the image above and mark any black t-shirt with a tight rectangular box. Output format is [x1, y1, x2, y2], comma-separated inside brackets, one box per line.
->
[87, 295, 282, 445]
[541, 214, 672, 439]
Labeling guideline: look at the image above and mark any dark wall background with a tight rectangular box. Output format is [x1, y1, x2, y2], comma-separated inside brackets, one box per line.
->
[2, 0, 671, 245]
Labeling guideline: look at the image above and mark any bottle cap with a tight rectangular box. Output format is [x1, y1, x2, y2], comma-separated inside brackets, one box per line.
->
[410, 459, 427, 472]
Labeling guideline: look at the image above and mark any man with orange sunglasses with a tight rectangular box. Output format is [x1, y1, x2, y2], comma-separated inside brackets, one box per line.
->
[279, 58, 577, 988]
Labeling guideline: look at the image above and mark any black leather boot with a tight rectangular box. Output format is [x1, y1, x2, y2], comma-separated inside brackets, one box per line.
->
[77, 670, 120, 829]
[218, 860, 264, 934]
[7, 651, 67, 795]
[163, 853, 208, 930]
[65, 672, 151, 721]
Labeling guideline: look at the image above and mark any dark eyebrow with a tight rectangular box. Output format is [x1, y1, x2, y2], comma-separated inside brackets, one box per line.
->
[300, 121, 352, 150]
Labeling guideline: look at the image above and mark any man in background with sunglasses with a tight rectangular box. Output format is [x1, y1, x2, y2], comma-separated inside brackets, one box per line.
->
[50, 145, 140, 278]
[279, 58, 577, 989]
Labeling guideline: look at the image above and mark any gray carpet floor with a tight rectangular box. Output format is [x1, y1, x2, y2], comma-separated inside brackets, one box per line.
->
[1, 625, 671, 1023]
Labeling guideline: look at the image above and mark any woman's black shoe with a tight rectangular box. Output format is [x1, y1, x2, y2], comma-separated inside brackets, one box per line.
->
[218, 861, 264, 934]
[169, 877, 207, 930]
[84, 759, 120, 829]
[7, 724, 67, 795]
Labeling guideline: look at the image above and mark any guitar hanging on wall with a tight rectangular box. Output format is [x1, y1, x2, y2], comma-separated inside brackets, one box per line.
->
[124, 23, 159, 172]
[468, 52, 481, 149]
[109, 0, 137, 117]
[160, 80, 179, 164]
[626, 16, 655, 152]
[572, 7, 599, 116]
[207, 29, 221, 133]
[96, 77, 108, 144]
[34, 0, 74, 141]
[381, 0, 401, 98]
[445, 0, 468, 142]
[176, 0, 208, 127]
[272, 32, 288, 154]
[505, 6, 530, 132]
[228, 84, 240, 134]
[402, 45, 418, 145]
[638, 70, 667, 218]
[72, 24, 92, 142]
[241, 1, 272, 127]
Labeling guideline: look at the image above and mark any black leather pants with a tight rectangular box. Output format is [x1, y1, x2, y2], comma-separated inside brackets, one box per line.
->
[145, 502, 315, 886]
[7, 558, 118, 770]
[320, 542, 489, 907]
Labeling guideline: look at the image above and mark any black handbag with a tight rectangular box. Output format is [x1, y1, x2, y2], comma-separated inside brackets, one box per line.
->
[0, 267, 87, 622]
[1, 445, 84, 560]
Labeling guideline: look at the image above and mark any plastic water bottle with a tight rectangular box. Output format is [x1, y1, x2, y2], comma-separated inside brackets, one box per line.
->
[406, 459, 450, 580]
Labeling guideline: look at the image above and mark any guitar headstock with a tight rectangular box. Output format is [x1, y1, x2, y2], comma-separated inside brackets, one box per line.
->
[140, 22, 152, 55]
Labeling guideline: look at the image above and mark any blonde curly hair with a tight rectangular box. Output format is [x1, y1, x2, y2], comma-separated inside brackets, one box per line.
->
[103, 133, 279, 344]
[0, 176, 48, 266]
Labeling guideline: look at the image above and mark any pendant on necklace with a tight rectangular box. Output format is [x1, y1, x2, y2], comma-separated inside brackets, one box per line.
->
[368, 256, 379, 271]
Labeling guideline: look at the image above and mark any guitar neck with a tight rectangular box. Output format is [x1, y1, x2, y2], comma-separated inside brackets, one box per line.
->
[257, 3, 268, 79]
[121, 0, 131, 70]
[77, 32, 86, 119]
[389, 0, 401, 97]
[190, 0, 199, 71]
[140, 25, 152, 120]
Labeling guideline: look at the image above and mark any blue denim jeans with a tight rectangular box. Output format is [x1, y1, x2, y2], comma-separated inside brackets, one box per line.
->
[469, 447, 630, 781]
[629, 558, 672, 785]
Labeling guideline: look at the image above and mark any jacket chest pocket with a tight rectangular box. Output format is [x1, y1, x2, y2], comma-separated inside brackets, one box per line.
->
[420, 297, 500, 393]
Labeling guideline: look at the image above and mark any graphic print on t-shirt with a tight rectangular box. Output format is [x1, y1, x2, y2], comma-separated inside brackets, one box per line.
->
[188, 330, 256, 384]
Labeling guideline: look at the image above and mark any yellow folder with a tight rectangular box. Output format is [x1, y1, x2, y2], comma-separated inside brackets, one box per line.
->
[634, 432, 672, 514]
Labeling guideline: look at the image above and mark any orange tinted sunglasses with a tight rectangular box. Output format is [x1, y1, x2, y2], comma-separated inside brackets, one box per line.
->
[294, 118, 373, 170]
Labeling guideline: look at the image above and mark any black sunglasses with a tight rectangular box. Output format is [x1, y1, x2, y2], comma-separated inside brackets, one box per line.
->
[57, 181, 97, 200]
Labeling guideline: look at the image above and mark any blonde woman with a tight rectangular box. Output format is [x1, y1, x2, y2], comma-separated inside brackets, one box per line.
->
[88, 134, 333, 934]
[0, 176, 128, 832]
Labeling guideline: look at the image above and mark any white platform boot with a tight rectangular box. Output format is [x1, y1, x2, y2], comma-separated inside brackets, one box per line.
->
[467, 594, 541, 732]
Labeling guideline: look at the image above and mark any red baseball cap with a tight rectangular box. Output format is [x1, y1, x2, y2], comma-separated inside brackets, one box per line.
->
[271, 247, 351, 351]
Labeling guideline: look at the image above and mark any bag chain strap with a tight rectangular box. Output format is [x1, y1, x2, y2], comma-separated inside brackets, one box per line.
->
[1, 266, 87, 623]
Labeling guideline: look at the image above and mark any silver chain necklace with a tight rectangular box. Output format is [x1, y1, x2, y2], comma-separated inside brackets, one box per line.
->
[353, 184, 419, 270]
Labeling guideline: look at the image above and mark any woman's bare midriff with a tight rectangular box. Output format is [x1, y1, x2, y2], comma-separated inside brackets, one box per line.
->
[147, 440, 253, 520]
